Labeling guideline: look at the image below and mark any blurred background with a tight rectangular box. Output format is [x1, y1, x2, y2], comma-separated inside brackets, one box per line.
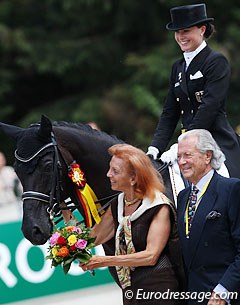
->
[0, 0, 240, 158]
[0, 0, 240, 304]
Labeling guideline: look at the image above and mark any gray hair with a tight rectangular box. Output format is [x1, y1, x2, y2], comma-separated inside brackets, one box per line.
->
[178, 129, 226, 170]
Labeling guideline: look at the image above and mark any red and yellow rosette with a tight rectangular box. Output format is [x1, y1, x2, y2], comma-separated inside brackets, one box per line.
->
[68, 163, 86, 189]
[68, 162, 101, 226]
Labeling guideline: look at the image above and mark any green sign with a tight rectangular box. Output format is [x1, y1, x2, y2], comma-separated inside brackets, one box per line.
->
[0, 221, 114, 304]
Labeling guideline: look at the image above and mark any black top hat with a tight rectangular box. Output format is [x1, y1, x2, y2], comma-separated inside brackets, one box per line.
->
[166, 3, 214, 31]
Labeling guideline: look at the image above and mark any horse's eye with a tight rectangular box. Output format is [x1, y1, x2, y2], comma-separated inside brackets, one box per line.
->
[44, 162, 53, 172]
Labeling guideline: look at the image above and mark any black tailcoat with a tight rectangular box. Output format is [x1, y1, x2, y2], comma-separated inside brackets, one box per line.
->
[151, 46, 240, 178]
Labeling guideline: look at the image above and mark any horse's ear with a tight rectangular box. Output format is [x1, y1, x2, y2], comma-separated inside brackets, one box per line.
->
[37, 115, 53, 140]
[0, 122, 23, 140]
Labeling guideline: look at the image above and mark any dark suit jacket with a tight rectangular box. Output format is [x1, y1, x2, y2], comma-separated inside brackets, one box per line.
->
[151, 45, 240, 178]
[177, 172, 240, 304]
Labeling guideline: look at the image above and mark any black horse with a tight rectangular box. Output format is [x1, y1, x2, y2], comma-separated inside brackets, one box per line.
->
[0, 115, 173, 245]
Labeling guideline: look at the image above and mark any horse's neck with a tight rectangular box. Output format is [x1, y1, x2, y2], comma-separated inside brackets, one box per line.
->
[56, 127, 112, 158]
[55, 127, 114, 198]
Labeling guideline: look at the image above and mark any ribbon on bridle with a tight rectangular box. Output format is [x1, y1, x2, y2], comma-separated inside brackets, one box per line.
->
[15, 130, 115, 227]
[68, 162, 101, 227]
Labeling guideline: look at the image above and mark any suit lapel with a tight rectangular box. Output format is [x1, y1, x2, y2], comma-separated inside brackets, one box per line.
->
[180, 46, 212, 97]
[186, 46, 212, 78]
[187, 173, 219, 267]
[177, 187, 191, 239]
[180, 61, 188, 96]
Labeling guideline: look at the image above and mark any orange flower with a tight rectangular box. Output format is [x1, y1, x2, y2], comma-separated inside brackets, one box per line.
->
[58, 246, 69, 257]
[46, 223, 96, 275]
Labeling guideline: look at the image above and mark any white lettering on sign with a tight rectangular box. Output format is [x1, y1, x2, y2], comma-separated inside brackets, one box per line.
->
[0, 243, 17, 287]
[0, 239, 108, 288]
[15, 239, 54, 283]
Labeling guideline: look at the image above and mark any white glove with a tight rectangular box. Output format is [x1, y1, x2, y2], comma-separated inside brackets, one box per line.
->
[146, 146, 159, 160]
[160, 143, 178, 165]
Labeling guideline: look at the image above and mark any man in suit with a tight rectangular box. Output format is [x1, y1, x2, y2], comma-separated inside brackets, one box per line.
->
[177, 129, 240, 305]
[147, 3, 240, 178]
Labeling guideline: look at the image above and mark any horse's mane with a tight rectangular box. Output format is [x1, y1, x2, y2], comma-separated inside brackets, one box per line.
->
[52, 120, 124, 144]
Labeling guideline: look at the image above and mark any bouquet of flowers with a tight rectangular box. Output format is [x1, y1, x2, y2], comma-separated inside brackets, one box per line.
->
[46, 224, 96, 274]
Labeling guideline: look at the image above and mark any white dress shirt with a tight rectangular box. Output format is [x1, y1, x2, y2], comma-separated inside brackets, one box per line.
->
[183, 40, 207, 70]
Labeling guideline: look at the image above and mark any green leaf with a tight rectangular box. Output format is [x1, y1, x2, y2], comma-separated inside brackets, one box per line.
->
[77, 253, 91, 263]
[51, 260, 59, 267]
[63, 263, 71, 274]
[63, 257, 74, 265]
[88, 237, 96, 243]
[87, 242, 95, 249]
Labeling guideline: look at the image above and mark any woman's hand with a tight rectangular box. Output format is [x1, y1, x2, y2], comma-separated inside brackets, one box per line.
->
[79, 255, 106, 271]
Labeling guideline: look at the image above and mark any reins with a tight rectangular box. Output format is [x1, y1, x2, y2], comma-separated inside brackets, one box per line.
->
[53, 192, 118, 226]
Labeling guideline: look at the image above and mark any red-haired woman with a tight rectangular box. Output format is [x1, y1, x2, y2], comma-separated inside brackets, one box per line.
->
[80, 143, 183, 305]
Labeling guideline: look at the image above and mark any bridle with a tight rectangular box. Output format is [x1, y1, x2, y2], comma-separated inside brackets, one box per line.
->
[15, 132, 63, 221]
[15, 131, 118, 225]
[15, 131, 171, 226]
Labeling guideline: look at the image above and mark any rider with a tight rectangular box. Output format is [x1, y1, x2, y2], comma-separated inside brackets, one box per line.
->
[147, 3, 240, 179]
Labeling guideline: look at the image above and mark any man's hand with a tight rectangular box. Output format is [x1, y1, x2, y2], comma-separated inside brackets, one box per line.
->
[207, 292, 226, 305]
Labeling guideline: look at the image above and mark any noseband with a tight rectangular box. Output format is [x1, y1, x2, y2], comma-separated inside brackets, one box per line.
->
[15, 132, 63, 220]
[15, 130, 119, 225]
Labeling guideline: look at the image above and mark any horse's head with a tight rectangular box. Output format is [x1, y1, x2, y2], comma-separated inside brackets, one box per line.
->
[0, 115, 123, 245]
[0, 115, 175, 246]
[0, 115, 61, 245]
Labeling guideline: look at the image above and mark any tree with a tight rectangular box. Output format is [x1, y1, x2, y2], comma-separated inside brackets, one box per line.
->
[0, 0, 240, 161]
